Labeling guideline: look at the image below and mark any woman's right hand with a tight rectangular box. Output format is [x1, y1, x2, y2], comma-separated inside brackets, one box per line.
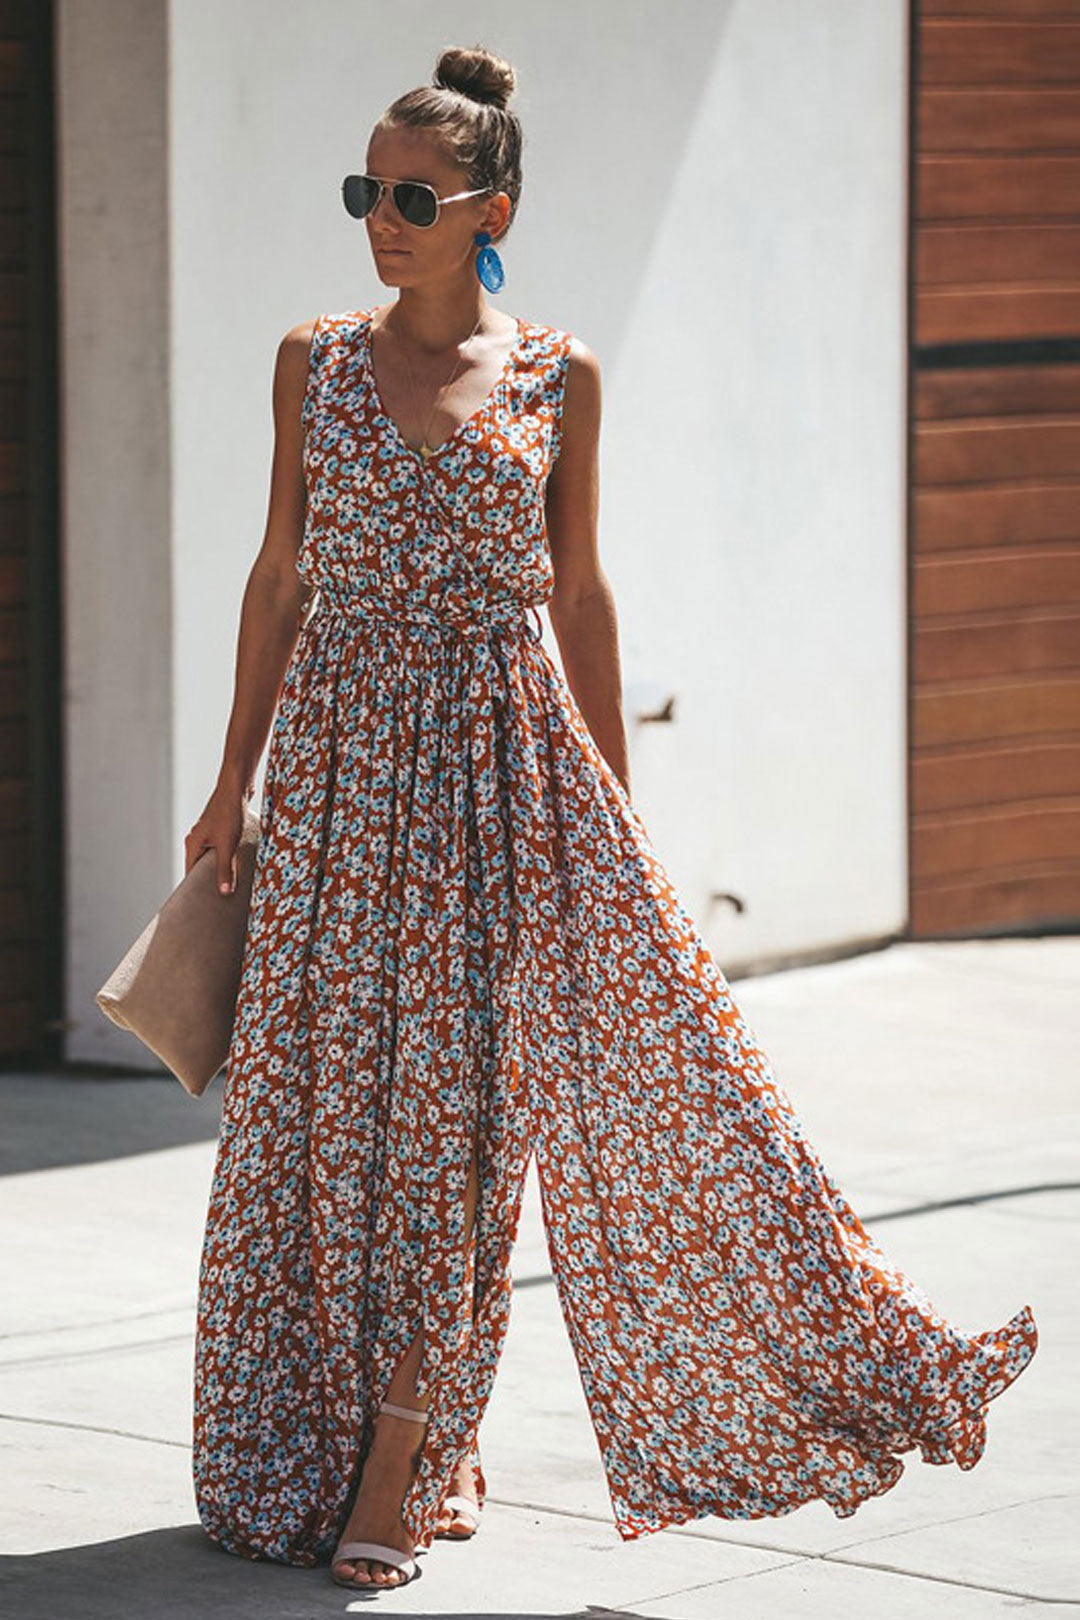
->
[185, 784, 250, 895]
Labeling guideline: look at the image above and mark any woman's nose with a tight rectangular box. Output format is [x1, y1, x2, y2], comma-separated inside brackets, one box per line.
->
[377, 187, 413, 228]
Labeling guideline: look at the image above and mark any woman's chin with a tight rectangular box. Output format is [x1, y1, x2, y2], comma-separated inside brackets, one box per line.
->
[373, 255, 412, 286]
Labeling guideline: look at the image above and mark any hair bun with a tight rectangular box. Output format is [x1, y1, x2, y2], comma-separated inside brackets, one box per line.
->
[434, 44, 515, 110]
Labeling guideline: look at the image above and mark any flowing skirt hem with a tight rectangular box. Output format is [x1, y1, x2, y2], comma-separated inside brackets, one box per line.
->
[610, 1301, 1038, 1542]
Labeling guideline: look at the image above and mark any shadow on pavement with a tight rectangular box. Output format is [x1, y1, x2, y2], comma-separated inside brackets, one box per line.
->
[0, 1524, 650, 1618]
[0, 1072, 223, 1176]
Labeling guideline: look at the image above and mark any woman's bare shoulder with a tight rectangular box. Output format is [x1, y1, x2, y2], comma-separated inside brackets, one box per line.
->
[565, 331, 600, 379]
[562, 333, 601, 432]
[278, 317, 318, 371]
[269, 320, 321, 424]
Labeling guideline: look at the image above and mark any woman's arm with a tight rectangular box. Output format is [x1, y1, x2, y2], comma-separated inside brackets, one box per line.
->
[544, 339, 631, 798]
[184, 320, 314, 887]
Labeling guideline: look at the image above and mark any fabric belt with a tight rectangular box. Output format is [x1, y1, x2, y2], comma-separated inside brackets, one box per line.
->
[312, 584, 544, 645]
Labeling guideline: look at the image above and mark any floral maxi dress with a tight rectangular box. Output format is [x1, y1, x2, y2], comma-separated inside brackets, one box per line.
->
[192, 308, 1039, 1566]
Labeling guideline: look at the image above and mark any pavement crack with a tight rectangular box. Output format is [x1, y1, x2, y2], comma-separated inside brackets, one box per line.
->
[626, 1542, 1075, 1607]
[820, 1548, 1077, 1606]
[0, 1303, 193, 1342]
[824, 1489, 1078, 1556]
[487, 1496, 1077, 1607]
[0, 1333, 194, 1370]
[0, 1410, 190, 1449]
[862, 1179, 1080, 1224]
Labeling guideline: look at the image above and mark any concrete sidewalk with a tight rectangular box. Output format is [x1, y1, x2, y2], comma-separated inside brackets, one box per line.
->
[1, 937, 1077, 1616]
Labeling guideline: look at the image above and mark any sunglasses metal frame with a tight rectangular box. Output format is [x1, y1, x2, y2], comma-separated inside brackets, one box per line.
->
[342, 173, 493, 228]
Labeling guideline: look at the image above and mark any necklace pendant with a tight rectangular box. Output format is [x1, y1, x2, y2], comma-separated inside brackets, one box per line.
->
[418, 441, 435, 459]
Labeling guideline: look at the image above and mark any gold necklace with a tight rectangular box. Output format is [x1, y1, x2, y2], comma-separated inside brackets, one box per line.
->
[373, 308, 486, 461]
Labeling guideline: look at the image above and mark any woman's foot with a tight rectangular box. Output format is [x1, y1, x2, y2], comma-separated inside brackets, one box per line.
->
[435, 1449, 481, 1537]
[332, 1407, 428, 1588]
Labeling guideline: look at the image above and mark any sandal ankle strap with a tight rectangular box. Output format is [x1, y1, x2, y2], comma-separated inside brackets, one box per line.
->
[379, 1398, 431, 1423]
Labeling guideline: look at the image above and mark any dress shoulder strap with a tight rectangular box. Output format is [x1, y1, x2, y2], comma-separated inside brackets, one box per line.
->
[301, 314, 328, 434]
[513, 319, 574, 464]
[301, 310, 370, 432]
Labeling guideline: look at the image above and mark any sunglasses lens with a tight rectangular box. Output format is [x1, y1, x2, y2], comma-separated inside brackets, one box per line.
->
[342, 174, 378, 219]
[394, 182, 438, 227]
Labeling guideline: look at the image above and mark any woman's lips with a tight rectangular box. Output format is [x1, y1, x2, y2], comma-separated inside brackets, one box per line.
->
[377, 247, 409, 256]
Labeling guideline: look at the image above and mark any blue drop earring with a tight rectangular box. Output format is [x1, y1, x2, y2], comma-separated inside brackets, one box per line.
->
[474, 230, 505, 293]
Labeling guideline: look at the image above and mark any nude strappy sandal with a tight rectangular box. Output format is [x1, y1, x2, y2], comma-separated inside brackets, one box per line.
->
[437, 1491, 482, 1537]
[435, 1438, 484, 1538]
[331, 1399, 429, 1590]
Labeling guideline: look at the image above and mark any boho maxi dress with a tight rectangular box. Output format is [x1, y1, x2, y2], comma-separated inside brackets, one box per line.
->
[191, 307, 1039, 1567]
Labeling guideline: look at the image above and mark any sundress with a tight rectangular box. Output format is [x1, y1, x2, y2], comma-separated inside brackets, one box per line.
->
[191, 306, 1039, 1567]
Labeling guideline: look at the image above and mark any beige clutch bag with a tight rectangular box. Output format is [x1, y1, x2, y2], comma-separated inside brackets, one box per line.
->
[95, 803, 263, 1097]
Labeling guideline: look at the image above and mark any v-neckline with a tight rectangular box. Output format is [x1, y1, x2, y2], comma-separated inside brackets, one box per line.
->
[361, 308, 525, 463]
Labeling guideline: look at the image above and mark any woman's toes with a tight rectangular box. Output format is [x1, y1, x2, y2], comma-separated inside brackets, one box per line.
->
[335, 1559, 370, 1585]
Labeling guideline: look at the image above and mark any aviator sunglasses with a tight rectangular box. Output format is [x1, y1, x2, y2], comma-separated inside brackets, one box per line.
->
[342, 172, 493, 229]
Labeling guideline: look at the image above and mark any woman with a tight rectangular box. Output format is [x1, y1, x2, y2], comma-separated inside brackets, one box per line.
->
[189, 43, 1038, 1595]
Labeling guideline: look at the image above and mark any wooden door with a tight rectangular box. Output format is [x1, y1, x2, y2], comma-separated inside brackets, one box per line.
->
[909, 1, 1080, 935]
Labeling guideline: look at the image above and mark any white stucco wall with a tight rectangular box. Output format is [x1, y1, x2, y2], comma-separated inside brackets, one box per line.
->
[55, 0, 172, 1068]
[62, 0, 908, 1064]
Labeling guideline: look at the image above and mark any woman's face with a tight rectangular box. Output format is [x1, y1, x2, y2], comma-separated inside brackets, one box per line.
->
[362, 124, 508, 289]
